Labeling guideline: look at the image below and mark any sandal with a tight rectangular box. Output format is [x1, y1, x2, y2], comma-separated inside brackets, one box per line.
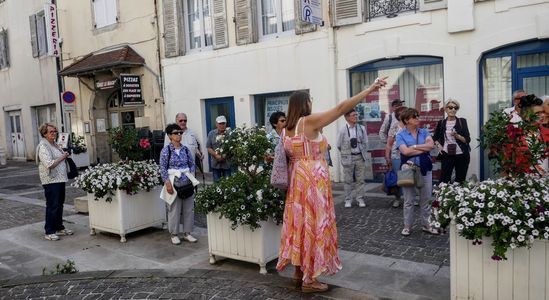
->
[422, 226, 439, 235]
[301, 281, 328, 293]
[401, 228, 410, 236]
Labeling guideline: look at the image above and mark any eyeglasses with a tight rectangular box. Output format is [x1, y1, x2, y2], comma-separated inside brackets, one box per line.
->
[178, 119, 188, 123]
[170, 131, 183, 135]
[48, 130, 58, 134]
[447, 106, 459, 110]
[411, 114, 419, 119]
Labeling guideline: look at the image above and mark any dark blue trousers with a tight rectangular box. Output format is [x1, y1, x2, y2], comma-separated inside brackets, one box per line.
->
[43, 182, 66, 234]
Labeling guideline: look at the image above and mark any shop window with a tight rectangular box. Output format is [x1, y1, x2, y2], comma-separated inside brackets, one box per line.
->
[93, 0, 118, 29]
[480, 39, 549, 179]
[349, 56, 444, 181]
[258, 0, 295, 38]
[254, 91, 293, 129]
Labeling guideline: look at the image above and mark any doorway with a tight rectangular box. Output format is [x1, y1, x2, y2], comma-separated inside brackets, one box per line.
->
[204, 97, 235, 170]
[8, 110, 26, 159]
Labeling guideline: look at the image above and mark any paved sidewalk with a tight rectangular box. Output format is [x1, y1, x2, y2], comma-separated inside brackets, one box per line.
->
[0, 161, 450, 299]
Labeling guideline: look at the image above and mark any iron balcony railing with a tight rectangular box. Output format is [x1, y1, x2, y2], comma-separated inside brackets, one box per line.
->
[367, 0, 418, 21]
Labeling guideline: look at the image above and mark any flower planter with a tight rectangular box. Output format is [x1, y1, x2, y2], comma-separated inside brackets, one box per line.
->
[207, 212, 281, 274]
[71, 152, 90, 168]
[88, 187, 166, 242]
[450, 222, 549, 300]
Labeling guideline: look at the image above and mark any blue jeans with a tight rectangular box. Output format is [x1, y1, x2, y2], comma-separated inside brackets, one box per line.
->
[212, 168, 232, 182]
[43, 182, 66, 234]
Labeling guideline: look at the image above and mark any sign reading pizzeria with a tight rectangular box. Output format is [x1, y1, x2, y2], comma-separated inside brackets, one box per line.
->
[120, 74, 143, 105]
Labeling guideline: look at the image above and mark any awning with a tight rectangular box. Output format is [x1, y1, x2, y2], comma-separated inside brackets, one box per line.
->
[59, 46, 145, 77]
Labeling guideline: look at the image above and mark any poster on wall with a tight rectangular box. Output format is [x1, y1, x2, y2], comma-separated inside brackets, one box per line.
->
[361, 85, 400, 180]
[264, 97, 289, 129]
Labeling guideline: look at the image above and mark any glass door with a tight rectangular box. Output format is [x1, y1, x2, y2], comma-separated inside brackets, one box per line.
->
[8, 110, 26, 159]
[205, 97, 235, 170]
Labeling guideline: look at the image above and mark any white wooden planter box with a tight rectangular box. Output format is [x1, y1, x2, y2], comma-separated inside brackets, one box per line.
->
[72, 152, 90, 168]
[88, 187, 166, 242]
[207, 212, 281, 274]
[450, 222, 549, 300]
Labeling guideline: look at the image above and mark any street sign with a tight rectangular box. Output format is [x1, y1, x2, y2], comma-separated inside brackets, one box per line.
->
[62, 91, 76, 112]
[301, 0, 323, 26]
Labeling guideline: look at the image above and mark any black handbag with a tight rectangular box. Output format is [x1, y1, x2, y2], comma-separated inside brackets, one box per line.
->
[66, 157, 78, 179]
[175, 183, 194, 199]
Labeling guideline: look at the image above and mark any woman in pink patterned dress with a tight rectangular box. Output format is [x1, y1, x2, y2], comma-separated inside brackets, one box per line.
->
[277, 77, 387, 293]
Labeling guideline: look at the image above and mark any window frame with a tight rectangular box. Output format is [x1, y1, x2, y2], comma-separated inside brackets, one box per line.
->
[183, 0, 214, 53]
[0, 29, 9, 69]
[257, 0, 295, 40]
[92, 0, 119, 30]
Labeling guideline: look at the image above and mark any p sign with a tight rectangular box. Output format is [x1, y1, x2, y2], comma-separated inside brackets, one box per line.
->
[301, 0, 323, 26]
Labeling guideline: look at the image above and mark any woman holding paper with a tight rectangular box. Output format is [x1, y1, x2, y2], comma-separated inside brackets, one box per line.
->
[159, 123, 197, 245]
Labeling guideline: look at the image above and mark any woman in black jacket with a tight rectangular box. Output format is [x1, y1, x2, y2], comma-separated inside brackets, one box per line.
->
[433, 99, 471, 183]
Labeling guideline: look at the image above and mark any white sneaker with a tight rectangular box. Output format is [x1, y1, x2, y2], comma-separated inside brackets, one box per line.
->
[357, 199, 366, 207]
[182, 233, 197, 243]
[56, 229, 74, 236]
[170, 236, 181, 245]
[344, 200, 352, 208]
[45, 234, 60, 241]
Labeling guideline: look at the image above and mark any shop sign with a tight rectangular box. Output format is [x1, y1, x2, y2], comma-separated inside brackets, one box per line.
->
[44, 4, 59, 57]
[96, 79, 117, 90]
[120, 74, 143, 105]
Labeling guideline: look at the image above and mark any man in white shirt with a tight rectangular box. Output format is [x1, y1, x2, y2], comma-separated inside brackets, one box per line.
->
[337, 109, 368, 208]
[164, 113, 204, 162]
[379, 99, 405, 143]
[503, 90, 528, 124]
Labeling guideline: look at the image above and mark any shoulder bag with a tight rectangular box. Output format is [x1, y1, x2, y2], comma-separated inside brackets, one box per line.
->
[167, 146, 195, 199]
[270, 130, 288, 190]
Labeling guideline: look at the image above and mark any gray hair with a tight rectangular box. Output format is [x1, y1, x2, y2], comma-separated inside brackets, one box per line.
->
[512, 90, 526, 99]
[541, 95, 549, 101]
[175, 113, 187, 121]
[446, 98, 460, 108]
[38, 123, 56, 138]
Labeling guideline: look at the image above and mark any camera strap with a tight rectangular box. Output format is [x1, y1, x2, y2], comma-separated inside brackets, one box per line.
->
[346, 124, 360, 141]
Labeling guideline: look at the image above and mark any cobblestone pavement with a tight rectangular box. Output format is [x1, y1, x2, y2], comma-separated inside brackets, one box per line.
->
[335, 196, 449, 266]
[0, 199, 75, 231]
[0, 269, 372, 300]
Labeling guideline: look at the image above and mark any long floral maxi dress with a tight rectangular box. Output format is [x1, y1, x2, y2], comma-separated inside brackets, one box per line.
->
[276, 131, 342, 284]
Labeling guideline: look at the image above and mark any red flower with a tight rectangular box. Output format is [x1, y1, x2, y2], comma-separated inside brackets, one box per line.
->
[139, 138, 151, 149]
[431, 200, 440, 208]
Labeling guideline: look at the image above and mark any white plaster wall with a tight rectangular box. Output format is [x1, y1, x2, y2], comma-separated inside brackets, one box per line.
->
[335, 0, 549, 179]
[0, 0, 61, 160]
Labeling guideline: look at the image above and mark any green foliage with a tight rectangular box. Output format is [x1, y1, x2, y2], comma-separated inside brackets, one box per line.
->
[42, 259, 78, 275]
[71, 133, 87, 154]
[108, 127, 151, 161]
[480, 110, 546, 176]
[195, 125, 284, 229]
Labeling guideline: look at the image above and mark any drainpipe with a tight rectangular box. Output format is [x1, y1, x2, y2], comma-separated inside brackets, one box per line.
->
[153, 0, 166, 131]
[327, 8, 340, 182]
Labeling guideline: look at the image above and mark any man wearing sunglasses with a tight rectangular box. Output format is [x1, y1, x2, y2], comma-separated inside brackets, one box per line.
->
[165, 113, 204, 162]
[503, 90, 528, 123]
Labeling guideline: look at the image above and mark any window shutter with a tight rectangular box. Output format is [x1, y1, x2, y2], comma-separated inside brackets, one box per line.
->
[105, 0, 118, 26]
[93, 0, 107, 28]
[37, 13, 47, 56]
[29, 15, 38, 58]
[162, 0, 184, 57]
[234, 0, 257, 46]
[294, 0, 316, 35]
[333, 0, 362, 26]
[0, 30, 7, 69]
[212, 0, 228, 49]
[419, 0, 448, 11]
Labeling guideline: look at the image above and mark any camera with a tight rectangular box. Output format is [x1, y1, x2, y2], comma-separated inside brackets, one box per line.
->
[519, 94, 542, 109]
[350, 138, 358, 148]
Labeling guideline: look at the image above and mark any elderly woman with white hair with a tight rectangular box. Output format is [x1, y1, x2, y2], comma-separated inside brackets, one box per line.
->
[433, 99, 471, 183]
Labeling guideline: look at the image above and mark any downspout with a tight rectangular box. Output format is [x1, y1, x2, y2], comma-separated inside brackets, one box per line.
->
[153, 0, 166, 131]
[327, 4, 340, 182]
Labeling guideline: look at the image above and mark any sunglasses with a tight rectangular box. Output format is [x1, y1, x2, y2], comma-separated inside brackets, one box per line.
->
[170, 131, 183, 135]
[178, 119, 188, 123]
[447, 106, 459, 110]
[279, 119, 286, 123]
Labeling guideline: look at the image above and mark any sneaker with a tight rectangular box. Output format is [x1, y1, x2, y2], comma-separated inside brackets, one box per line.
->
[45, 234, 60, 241]
[392, 199, 400, 208]
[357, 199, 366, 207]
[422, 226, 439, 235]
[182, 233, 197, 243]
[401, 228, 410, 236]
[344, 200, 352, 208]
[56, 229, 74, 236]
[170, 235, 181, 245]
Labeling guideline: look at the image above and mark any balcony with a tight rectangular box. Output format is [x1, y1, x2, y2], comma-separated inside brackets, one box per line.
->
[367, 0, 418, 21]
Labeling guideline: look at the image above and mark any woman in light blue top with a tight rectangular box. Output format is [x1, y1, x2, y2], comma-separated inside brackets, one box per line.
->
[396, 108, 438, 236]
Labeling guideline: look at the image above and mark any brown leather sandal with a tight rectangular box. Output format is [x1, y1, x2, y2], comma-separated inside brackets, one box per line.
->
[301, 281, 328, 293]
